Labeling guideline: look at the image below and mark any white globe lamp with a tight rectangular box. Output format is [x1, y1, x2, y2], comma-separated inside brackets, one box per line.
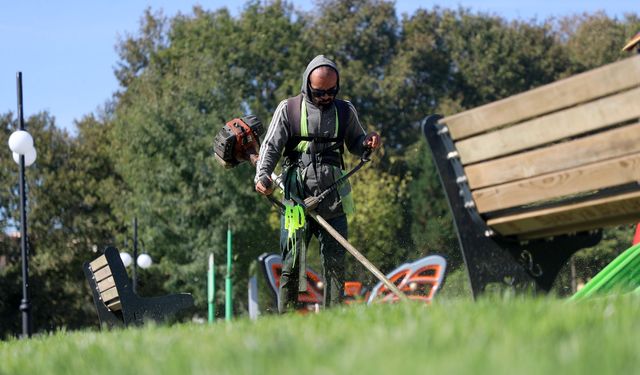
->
[12, 149, 37, 167]
[8, 130, 34, 155]
[23, 148, 36, 166]
[120, 252, 133, 267]
[137, 253, 153, 269]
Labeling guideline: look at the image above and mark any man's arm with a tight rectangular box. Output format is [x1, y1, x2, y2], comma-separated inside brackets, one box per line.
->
[343, 101, 380, 156]
[255, 100, 290, 195]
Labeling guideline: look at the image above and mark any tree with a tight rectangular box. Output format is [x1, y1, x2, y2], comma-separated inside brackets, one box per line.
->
[305, 0, 400, 146]
[405, 140, 461, 269]
[558, 12, 640, 74]
[438, 9, 569, 109]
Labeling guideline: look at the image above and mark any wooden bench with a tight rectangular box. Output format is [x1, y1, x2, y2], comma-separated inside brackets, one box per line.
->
[83, 246, 194, 328]
[422, 55, 640, 297]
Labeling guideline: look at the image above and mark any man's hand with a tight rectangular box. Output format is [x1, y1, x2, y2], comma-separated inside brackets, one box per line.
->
[364, 132, 381, 149]
[255, 176, 275, 196]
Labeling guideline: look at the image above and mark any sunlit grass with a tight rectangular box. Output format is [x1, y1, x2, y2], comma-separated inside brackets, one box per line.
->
[1, 295, 639, 374]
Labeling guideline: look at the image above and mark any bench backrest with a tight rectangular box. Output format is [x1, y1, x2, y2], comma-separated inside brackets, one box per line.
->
[439, 55, 640, 239]
[88, 254, 123, 312]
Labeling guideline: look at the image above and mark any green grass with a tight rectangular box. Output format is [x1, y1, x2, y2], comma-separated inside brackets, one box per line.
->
[2, 295, 640, 375]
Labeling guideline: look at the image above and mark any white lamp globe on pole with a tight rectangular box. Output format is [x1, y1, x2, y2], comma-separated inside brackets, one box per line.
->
[119, 217, 152, 292]
[12, 148, 36, 167]
[120, 252, 133, 268]
[8, 130, 33, 155]
[137, 254, 153, 269]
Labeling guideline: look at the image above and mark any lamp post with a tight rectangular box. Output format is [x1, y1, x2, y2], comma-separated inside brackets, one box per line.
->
[8, 72, 37, 338]
[119, 217, 152, 292]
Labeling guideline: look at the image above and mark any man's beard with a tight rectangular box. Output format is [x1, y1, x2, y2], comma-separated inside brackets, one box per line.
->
[312, 97, 334, 110]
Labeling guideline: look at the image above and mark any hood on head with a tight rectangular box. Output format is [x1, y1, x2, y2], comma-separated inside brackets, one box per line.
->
[301, 55, 340, 99]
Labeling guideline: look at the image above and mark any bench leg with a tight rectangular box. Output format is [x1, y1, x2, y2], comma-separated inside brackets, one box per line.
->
[457, 226, 601, 296]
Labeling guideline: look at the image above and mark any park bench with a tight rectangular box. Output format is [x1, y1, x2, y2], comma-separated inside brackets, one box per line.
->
[83, 246, 194, 328]
[422, 55, 640, 298]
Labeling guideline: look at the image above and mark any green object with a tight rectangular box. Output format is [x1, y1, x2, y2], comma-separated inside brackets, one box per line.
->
[207, 253, 215, 323]
[284, 204, 305, 267]
[284, 204, 305, 233]
[337, 169, 355, 216]
[571, 243, 640, 300]
[225, 224, 232, 321]
[294, 100, 339, 152]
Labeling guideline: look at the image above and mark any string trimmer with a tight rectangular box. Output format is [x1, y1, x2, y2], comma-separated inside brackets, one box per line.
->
[213, 116, 408, 301]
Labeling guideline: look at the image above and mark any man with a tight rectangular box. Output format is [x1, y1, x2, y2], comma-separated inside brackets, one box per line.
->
[255, 55, 380, 312]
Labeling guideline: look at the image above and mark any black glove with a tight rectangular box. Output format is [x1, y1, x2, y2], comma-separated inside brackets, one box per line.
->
[259, 175, 273, 189]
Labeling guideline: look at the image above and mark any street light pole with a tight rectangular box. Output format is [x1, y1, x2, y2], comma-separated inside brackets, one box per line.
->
[132, 217, 138, 294]
[16, 72, 32, 338]
[118, 217, 152, 291]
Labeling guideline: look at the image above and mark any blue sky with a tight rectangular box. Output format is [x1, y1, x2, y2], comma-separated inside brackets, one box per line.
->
[0, 1, 636, 134]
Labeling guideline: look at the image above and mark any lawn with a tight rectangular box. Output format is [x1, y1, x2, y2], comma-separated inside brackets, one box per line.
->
[1, 294, 639, 374]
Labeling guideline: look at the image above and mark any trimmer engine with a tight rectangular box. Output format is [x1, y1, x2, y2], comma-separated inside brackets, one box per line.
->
[213, 115, 264, 168]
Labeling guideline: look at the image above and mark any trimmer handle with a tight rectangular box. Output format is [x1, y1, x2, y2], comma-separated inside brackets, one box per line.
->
[362, 147, 373, 162]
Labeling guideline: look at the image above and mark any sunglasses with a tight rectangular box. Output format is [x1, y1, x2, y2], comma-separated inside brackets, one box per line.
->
[309, 86, 338, 97]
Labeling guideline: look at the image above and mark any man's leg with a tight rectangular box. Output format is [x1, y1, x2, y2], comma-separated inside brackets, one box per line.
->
[278, 215, 311, 313]
[279, 216, 300, 313]
[318, 215, 347, 308]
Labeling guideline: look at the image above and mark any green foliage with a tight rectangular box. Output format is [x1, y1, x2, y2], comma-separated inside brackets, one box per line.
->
[437, 10, 569, 108]
[306, 0, 402, 146]
[559, 12, 640, 73]
[346, 155, 410, 281]
[404, 140, 461, 268]
[115, 8, 169, 88]
[2, 296, 640, 374]
[381, 8, 454, 148]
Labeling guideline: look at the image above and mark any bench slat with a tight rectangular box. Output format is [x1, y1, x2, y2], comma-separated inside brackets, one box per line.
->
[97, 276, 116, 293]
[473, 152, 640, 213]
[466, 122, 640, 189]
[443, 55, 640, 140]
[519, 214, 640, 240]
[487, 191, 640, 238]
[93, 265, 112, 283]
[107, 300, 122, 312]
[457, 86, 640, 165]
[100, 286, 119, 304]
[89, 255, 108, 271]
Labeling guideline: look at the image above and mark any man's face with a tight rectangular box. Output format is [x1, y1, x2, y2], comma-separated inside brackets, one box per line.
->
[308, 68, 338, 109]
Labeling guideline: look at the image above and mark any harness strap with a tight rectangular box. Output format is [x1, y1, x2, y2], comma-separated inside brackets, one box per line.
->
[284, 94, 350, 169]
[284, 94, 303, 154]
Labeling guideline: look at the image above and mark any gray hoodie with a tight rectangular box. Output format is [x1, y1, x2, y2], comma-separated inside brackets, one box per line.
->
[255, 55, 367, 218]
